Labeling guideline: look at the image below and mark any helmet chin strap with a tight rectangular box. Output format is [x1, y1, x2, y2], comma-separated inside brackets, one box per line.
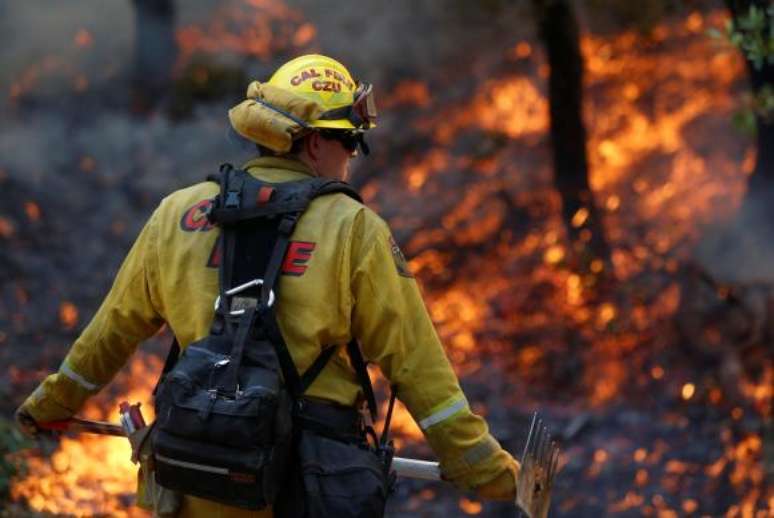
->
[357, 133, 370, 156]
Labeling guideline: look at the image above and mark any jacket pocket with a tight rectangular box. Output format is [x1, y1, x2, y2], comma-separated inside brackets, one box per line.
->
[296, 430, 388, 518]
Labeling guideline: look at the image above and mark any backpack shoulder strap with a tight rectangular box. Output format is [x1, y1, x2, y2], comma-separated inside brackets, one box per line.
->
[309, 178, 363, 203]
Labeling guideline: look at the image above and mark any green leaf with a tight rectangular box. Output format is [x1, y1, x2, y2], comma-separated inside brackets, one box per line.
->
[732, 109, 757, 135]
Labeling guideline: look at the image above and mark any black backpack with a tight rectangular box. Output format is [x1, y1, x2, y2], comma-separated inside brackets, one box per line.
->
[150, 164, 386, 511]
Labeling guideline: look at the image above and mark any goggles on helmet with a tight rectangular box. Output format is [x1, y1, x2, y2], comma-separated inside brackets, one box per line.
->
[318, 82, 377, 129]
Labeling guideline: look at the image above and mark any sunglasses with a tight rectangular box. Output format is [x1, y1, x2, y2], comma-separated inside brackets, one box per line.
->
[319, 130, 370, 156]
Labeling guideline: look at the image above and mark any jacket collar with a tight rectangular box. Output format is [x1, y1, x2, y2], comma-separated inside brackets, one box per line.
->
[241, 156, 316, 180]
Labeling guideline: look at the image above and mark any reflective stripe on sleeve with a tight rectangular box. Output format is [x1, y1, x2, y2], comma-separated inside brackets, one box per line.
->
[441, 434, 503, 482]
[418, 397, 468, 430]
[462, 434, 500, 466]
[60, 362, 100, 391]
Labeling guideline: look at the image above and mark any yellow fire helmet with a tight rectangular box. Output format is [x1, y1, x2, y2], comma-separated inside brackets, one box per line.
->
[267, 54, 377, 131]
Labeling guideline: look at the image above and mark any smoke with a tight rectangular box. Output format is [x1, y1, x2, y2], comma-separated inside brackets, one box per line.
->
[0, 1, 133, 96]
[286, 0, 535, 86]
[695, 182, 774, 284]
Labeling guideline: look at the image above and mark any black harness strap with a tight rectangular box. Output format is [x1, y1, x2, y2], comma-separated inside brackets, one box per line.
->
[219, 307, 258, 395]
[261, 213, 299, 305]
[315, 179, 363, 203]
[263, 310, 303, 397]
[152, 337, 180, 396]
[299, 346, 338, 393]
[347, 339, 378, 422]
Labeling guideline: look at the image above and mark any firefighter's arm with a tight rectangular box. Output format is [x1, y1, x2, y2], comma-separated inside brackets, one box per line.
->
[349, 210, 518, 498]
[17, 209, 165, 429]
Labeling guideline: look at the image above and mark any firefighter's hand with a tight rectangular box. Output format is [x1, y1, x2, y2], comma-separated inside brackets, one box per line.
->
[15, 406, 61, 440]
[475, 455, 519, 501]
[15, 406, 44, 438]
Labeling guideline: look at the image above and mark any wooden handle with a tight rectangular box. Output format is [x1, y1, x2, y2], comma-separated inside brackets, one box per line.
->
[39, 418, 126, 437]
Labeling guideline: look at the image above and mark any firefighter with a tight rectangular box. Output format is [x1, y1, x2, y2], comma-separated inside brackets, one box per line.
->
[15, 54, 519, 517]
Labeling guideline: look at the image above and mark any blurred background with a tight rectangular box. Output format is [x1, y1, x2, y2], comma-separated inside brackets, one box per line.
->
[0, 0, 772, 516]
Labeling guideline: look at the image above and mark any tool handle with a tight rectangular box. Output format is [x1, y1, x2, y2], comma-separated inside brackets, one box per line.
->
[392, 457, 442, 481]
[38, 420, 71, 432]
[38, 418, 126, 437]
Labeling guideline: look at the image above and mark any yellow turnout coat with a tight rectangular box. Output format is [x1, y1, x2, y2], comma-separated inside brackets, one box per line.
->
[21, 157, 513, 517]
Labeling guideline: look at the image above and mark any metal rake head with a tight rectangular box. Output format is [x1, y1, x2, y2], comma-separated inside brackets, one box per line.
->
[515, 412, 560, 518]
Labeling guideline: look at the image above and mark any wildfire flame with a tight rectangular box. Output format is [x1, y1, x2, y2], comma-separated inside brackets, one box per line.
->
[12, 354, 160, 517]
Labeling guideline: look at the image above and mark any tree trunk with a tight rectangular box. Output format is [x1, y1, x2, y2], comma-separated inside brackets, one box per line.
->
[131, 0, 177, 113]
[532, 0, 611, 276]
[725, 0, 774, 211]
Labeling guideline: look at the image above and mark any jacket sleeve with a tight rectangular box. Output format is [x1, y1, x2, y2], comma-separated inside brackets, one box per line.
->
[21, 209, 165, 423]
[349, 209, 515, 490]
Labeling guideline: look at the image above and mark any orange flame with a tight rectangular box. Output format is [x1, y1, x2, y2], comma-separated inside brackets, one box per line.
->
[12, 354, 160, 516]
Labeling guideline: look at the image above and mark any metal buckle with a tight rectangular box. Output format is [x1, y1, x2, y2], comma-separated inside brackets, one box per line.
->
[213, 278, 275, 316]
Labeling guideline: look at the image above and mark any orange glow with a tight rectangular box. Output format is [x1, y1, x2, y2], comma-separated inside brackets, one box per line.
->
[682, 499, 699, 513]
[58, 302, 79, 330]
[433, 76, 549, 143]
[514, 41, 532, 59]
[634, 448, 647, 462]
[593, 449, 609, 463]
[682, 383, 696, 400]
[24, 201, 41, 221]
[571, 207, 590, 228]
[74, 29, 93, 48]
[544, 245, 565, 264]
[0, 216, 15, 238]
[609, 491, 644, 512]
[175, 0, 313, 67]
[459, 497, 483, 515]
[384, 80, 431, 108]
[292, 23, 316, 47]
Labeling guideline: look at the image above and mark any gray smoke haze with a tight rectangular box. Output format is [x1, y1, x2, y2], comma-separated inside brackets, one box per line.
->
[695, 186, 774, 284]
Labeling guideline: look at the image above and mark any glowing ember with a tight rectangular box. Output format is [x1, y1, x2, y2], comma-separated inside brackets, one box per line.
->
[544, 245, 565, 265]
[511, 41, 533, 59]
[458, 497, 483, 515]
[58, 302, 79, 330]
[24, 201, 41, 222]
[73, 29, 93, 49]
[292, 23, 316, 47]
[681, 382, 696, 400]
[0, 216, 15, 238]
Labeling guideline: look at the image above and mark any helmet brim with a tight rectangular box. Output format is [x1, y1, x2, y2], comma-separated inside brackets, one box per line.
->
[309, 119, 377, 130]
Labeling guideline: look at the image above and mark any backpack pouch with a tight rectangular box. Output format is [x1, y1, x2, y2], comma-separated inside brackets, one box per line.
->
[295, 430, 388, 518]
[152, 335, 293, 509]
